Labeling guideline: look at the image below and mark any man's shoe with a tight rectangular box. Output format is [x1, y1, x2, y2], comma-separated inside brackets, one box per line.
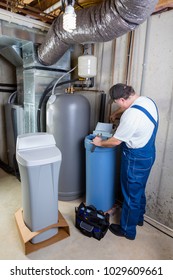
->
[109, 224, 135, 240]
[137, 221, 144, 226]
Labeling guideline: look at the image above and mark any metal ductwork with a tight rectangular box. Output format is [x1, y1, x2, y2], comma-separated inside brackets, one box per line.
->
[37, 0, 158, 66]
[0, 45, 23, 67]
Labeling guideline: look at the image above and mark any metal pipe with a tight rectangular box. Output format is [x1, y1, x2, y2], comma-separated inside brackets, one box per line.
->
[140, 17, 152, 96]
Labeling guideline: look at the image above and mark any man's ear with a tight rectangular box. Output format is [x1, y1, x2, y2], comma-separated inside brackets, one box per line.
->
[120, 98, 125, 102]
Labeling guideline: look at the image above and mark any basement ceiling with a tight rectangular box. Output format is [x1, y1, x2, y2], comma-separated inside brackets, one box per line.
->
[0, 0, 172, 25]
[0, 0, 104, 24]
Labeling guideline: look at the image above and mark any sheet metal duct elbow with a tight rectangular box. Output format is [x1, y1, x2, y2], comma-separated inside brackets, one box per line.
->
[37, 0, 158, 66]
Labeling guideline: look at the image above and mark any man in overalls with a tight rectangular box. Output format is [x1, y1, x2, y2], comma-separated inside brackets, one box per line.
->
[92, 83, 159, 240]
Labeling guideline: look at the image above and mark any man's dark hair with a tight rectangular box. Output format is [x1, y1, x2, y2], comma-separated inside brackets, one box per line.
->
[109, 83, 135, 100]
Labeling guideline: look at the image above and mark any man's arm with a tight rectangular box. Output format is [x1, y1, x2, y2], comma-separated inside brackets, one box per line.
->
[92, 136, 122, 148]
[110, 107, 125, 122]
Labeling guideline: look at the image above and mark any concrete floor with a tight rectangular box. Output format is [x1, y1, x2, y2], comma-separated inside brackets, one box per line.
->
[0, 168, 173, 260]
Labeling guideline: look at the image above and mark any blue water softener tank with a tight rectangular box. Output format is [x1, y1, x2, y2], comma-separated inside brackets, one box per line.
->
[47, 93, 90, 200]
[85, 134, 116, 212]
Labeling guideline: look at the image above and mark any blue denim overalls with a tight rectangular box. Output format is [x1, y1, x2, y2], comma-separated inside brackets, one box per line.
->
[120, 101, 159, 239]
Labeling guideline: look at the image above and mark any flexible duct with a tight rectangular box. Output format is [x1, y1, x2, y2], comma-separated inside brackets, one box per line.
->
[38, 0, 158, 66]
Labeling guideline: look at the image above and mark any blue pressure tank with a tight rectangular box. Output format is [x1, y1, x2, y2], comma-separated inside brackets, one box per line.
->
[85, 134, 116, 212]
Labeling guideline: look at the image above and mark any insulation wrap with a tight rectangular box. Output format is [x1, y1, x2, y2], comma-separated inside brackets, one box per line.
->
[38, 0, 158, 65]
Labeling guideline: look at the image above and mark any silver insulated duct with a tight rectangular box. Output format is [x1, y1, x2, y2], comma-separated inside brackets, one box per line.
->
[38, 0, 158, 66]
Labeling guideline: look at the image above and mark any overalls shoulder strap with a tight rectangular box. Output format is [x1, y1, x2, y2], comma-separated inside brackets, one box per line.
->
[131, 104, 157, 127]
[123, 99, 159, 154]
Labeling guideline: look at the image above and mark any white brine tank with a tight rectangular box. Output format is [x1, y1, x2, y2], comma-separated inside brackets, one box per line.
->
[16, 133, 62, 244]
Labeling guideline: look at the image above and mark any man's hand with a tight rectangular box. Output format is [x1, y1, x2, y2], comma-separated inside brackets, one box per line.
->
[92, 136, 122, 148]
[91, 136, 102, 147]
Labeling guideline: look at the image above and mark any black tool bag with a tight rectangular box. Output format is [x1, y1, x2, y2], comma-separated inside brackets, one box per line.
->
[75, 202, 110, 240]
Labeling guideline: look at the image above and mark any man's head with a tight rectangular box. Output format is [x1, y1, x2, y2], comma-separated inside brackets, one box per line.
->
[109, 83, 136, 109]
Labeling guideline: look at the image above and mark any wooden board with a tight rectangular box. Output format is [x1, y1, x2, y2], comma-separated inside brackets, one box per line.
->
[156, 0, 173, 11]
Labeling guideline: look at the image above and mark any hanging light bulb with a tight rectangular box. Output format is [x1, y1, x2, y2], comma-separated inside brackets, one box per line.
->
[63, 0, 76, 33]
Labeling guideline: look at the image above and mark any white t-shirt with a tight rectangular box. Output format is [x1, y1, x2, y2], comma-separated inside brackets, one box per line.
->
[113, 96, 158, 148]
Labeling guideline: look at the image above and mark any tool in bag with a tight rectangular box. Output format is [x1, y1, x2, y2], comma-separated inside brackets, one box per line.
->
[75, 202, 110, 240]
